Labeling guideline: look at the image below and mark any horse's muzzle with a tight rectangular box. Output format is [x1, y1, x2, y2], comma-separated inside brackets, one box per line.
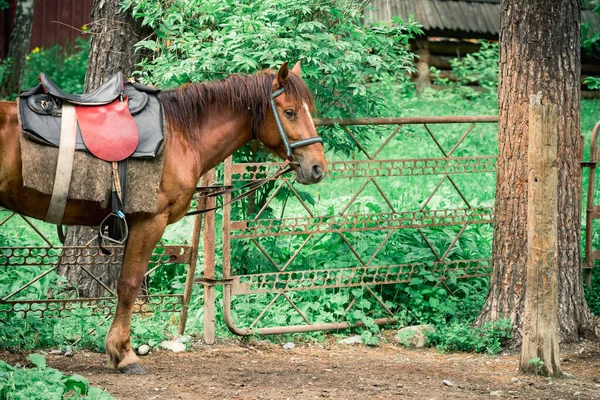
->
[295, 161, 325, 184]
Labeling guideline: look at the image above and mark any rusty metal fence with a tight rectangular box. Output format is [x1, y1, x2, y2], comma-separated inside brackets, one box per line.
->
[198, 116, 600, 338]
[1, 115, 597, 342]
[200, 116, 500, 337]
[0, 209, 201, 340]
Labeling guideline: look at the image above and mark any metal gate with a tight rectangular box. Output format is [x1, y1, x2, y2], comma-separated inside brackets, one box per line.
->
[0, 209, 202, 343]
[2, 115, 596, 342]
[201, 116, 500, 337]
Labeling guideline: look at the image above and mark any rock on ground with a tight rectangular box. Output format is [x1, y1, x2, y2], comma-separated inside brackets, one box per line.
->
[160, 341, 186, 353]
[395, 325, 435, 348]
[337, 335, 363, 345]
[137, 345, 151, 356]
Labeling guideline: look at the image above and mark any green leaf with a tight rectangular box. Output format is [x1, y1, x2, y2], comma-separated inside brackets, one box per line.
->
[64, 373, 89, 395]
[429, 297, 440, 308]
[27, 353, 47, 369]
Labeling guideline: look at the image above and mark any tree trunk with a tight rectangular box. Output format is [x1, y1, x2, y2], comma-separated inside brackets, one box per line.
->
[58, 0, 151, 298]
[476, 0, 594, 345]
[0, 0, 34, 99]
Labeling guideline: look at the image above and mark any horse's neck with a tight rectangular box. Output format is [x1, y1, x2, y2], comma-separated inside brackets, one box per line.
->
[193, 110, 254, 177]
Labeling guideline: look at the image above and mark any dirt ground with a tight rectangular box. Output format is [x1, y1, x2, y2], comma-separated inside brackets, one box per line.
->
[3, 338, 600, 400]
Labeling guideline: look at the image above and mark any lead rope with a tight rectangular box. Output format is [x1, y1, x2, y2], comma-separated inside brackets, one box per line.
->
[186, 160, 294, 216]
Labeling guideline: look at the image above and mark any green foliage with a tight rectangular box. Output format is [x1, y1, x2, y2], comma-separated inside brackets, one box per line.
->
[0, 354, 115, 399]
[430, 40, 498, 102]
[21, 36, 89, 94]
[449, 41, 499, 90]
[584, 76, 600, 90]
[428, 319, 512, 354]
[583, 5, 600, 90]
[584, 268, 600, 315]
[528, 357, 545, 376]
[123, 0, 421, 122]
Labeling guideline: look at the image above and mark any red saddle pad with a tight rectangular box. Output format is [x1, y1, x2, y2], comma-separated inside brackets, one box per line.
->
[75, 98, 139, 162]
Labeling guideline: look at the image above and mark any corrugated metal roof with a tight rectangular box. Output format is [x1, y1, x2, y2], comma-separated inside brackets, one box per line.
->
[367, 0, 599, 39]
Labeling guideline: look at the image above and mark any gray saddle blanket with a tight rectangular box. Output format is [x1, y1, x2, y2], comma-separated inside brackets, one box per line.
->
[19, 128, 165, 214]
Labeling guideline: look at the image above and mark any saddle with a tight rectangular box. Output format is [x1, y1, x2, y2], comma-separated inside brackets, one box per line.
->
[19, 73, 164, 250]
[21, 73, 163, 158]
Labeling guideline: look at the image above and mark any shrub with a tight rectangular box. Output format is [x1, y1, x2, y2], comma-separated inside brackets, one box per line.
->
[123, 0, 421, 130]
[21, 36, 89, 94]
[427, 319, 512, 354]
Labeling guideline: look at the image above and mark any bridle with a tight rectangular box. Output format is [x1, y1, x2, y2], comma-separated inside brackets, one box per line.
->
[186, 86, 323, 216]
[269, 87, 322, 161]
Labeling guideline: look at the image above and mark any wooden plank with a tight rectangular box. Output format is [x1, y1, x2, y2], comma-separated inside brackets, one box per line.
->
[28, 0, 93, 50]
[177, 200, 204, 336]
[582, 64, 600, 74]
[427, 39, 482, 56]
[519, 94, 562, 377]
[428, 55, 452, 69]
[202, 169, 217, 345]
[582, 90, 600, 99]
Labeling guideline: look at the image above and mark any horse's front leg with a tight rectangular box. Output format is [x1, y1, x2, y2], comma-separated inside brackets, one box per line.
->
[105, 213, 168, 374]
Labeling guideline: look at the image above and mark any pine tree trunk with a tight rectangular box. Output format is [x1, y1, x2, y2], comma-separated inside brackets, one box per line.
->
[0, 0, 34, 99]
[58, 0, 151, 298]
[475, 0, 594, 345]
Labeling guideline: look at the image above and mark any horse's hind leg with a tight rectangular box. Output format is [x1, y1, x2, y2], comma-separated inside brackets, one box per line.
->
[105, 213, 168, 374]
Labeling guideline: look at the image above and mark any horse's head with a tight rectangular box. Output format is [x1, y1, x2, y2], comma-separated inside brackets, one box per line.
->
[258, 62, 327, 185]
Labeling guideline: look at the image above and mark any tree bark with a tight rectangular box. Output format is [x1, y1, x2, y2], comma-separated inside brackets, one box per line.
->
[476, 0, 594, 345]
[0, 0, 34, 99]
[58, 0, 151, 298]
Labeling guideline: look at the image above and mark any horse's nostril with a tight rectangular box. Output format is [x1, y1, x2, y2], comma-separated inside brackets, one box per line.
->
[312, 164, 323, 180]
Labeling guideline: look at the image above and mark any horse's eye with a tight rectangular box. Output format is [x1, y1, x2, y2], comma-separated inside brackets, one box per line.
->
[284, 109, 296, 119]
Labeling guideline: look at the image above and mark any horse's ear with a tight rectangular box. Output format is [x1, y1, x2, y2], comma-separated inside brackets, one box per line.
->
[291, 61, 301, 77]
[276, 62, 290, 88]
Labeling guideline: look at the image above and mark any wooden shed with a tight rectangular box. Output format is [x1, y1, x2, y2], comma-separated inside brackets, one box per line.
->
[0, 0, 93, 58]
[366, 0, 600, 96]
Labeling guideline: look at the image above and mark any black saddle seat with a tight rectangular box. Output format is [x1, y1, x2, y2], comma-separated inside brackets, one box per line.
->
[40, 72, 124, 105]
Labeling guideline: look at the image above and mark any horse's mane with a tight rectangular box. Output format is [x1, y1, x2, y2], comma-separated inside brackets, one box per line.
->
[158, 71, 314, 143]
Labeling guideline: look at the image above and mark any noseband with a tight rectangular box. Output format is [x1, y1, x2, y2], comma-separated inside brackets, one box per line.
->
[269, 87, 322, 161]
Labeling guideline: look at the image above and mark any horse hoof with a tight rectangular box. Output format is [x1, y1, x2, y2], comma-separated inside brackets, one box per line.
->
[119, 363, 147, 375]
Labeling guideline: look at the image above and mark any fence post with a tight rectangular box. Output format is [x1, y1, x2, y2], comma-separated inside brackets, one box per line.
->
[519, 94, 562, 377]
[202, 169, 216, 344]
[177, 176, 207, 336]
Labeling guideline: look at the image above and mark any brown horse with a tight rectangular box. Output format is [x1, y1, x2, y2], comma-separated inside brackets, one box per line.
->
[0, 62, 326, 373]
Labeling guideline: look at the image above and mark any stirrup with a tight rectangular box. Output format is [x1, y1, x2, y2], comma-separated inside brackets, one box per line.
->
[99, 211, 129, 244]
[98, 211, 129, 255]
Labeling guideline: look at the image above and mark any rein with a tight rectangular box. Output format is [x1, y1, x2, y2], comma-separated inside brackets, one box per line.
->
[186, 86, 322, 217]
[186, 161, 293, 216]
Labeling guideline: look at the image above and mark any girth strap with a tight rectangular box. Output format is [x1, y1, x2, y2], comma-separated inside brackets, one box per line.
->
[45, 103, 77, 224]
